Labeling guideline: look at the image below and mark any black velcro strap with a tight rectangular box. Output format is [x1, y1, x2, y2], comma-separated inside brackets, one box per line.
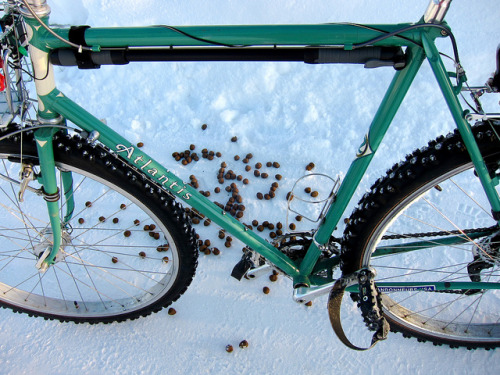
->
[68, 25, 91, 47]
[67, 26, 99, 69]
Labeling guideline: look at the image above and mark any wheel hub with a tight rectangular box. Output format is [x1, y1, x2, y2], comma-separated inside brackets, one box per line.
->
[33, 228, 72, 264]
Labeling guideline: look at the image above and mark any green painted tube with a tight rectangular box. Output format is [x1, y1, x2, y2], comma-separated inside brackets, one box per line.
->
[34, 127, 62, 267]
[45, 23, 421, 49]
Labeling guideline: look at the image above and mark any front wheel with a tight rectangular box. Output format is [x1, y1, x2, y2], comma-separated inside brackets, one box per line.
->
[341, 123, 500, 349]
[0, 126, 198, 323]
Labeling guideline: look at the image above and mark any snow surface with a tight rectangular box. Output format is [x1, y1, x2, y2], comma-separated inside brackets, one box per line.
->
[1, 0, 500, 374]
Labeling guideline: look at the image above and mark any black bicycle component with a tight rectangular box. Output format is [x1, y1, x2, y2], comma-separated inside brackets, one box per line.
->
[65, 25, 98, 69]
[327, 269, 389, 351]
[356, 269, 388, 334]
[49, 45, 407, 70]
[231, 253, 254, 281]
[489, 43, 500, 92]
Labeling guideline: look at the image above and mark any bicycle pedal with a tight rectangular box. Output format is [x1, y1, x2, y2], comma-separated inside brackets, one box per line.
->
[231, 255, 254, 281]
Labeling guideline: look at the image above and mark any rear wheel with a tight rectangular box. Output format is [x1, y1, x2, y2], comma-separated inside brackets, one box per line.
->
[341, 123, 500, 348]
[0, 126, 198, 323]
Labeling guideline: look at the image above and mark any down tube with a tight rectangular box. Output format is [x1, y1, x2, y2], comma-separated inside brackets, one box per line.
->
[40, 90, 301, 277]
[299, 46, 426, 276]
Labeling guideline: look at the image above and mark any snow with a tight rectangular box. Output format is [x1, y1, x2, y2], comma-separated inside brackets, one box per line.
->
[1, 0, 499, 374]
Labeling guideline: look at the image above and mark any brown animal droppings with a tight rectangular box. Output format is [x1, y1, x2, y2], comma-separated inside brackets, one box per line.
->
[168, 307, 176, 315]
[226, 345, 233, 353]
[124, 230, 131, 237]
[231, 136, 238, 142]
[239, 340, 249, 349]
[137, 142, 144, 148]
[157, 244, 169, 252]
[263, 286, 270, 294]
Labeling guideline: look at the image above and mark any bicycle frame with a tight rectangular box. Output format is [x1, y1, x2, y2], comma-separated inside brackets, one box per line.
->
[16, 0, 500, 294]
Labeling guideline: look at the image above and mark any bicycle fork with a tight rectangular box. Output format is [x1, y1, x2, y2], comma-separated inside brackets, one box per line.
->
[32, 126, 74, 271]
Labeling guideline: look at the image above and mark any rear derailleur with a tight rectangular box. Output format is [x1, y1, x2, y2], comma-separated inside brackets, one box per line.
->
[467, 231, 500, 294]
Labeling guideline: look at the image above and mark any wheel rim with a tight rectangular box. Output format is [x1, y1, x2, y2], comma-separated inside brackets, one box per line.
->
[0, 156, 180, 319]
[363, 162, 500, 344]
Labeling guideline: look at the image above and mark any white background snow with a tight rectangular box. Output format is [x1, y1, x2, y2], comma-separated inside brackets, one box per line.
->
[1, 0, 499, 374]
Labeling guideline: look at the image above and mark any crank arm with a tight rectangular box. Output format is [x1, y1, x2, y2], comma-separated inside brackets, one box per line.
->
[293, 281, 336, 303]
[245, 264, 272, 279]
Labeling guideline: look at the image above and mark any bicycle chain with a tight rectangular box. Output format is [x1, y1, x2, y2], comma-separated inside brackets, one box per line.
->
[381, 225, 498, 240]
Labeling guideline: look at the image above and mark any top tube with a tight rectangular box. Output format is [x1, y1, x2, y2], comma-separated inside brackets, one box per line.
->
[40, 23, 431, 50]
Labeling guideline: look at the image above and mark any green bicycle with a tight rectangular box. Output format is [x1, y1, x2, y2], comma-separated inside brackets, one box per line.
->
[0, 0, 499, 350]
